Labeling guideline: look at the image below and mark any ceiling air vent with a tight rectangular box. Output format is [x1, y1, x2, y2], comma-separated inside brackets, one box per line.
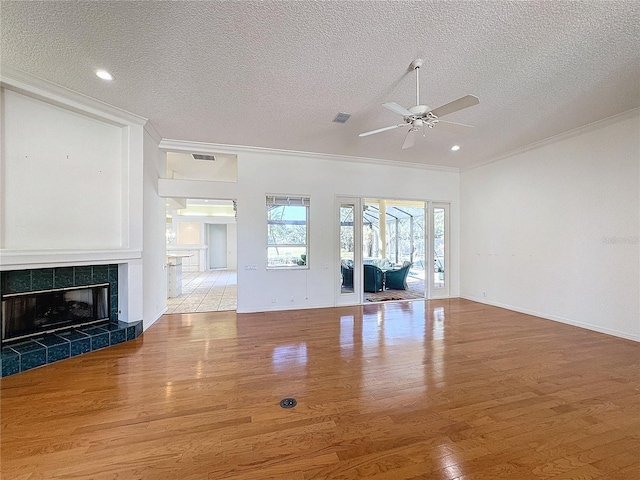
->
[333, 112, 351, 123]
[192, 154, 216, 161]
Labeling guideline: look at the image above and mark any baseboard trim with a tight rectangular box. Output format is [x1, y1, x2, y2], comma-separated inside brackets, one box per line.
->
[460, 295, 639, 342]
[236, 303, 341, 314]
[144, 307, 169, 331]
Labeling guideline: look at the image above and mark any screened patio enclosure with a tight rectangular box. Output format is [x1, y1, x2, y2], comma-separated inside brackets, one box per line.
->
[340, 199, 427, 300]
[362, 200, 426, 270]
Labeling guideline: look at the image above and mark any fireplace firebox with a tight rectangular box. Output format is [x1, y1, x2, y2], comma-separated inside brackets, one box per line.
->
[1, 283, 110, 345]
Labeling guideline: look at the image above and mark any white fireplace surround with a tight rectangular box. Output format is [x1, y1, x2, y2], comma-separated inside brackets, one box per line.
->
[0, 67, 149, 326]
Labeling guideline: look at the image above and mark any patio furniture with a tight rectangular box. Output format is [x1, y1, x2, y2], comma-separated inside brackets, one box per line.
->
[341, 262, 354, 288]
[364, 264, 384, 292]
[384, 261, 412, 290]
[363, 257, 393, 270]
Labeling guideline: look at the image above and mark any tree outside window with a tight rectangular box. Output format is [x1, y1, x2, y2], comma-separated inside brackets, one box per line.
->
[267, 196, 309, 268]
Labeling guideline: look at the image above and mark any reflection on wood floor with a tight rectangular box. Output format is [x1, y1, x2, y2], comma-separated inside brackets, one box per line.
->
[2, 299, 639, 479]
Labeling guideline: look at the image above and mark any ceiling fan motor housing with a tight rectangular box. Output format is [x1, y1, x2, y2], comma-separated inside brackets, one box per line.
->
[409, 105, 429, 116]
[406, 106, 437, 128]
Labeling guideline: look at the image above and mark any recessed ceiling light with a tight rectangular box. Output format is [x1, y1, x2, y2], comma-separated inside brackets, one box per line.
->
[451, 145, 461, 151]
[96, 70, 114, 81]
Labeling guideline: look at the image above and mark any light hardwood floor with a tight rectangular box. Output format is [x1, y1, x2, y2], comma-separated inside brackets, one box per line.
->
[1, 299, 638, 479]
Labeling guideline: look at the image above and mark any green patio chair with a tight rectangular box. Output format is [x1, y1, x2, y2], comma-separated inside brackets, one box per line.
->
[363, 264, 384, 292]
[384, 262, 412, 290]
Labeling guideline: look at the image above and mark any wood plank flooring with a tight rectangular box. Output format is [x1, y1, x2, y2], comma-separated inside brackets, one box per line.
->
[1, 299, 638, 479]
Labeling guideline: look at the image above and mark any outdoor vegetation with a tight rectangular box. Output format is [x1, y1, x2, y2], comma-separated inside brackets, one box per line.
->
[267, 204, 308, 267]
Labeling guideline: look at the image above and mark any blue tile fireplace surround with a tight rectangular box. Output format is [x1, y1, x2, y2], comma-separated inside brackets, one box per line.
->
[0, 265, 143, 377]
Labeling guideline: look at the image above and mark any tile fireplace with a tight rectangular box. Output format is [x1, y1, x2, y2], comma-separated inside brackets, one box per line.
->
[0, 264, 142, 377]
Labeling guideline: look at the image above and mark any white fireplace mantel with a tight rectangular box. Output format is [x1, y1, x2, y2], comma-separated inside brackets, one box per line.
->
[0, 249, 142, 271]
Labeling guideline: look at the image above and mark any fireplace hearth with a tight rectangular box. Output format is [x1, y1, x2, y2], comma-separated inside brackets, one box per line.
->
[0, 264, 143, 377]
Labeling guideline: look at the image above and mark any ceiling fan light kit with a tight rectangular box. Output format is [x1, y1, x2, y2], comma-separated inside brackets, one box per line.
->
[360, 59, 479, 149]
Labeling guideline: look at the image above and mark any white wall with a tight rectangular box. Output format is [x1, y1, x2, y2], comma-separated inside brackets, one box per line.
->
[2, 89, 123, 249]
[235, 150, 460, 313]
[177, 222, 201, 244]
[461, 110, 640, 340]
[0, 71, 147, 327]
[226, 223, 237, 270]
[142, 126, 168, 330]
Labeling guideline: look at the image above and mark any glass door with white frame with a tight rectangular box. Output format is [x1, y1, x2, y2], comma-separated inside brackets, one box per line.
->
[429, 203, 450, 298]
[337, 197, 362, 306]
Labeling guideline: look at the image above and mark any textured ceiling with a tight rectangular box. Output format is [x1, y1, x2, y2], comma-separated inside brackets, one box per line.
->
[1, 1, 638, 169]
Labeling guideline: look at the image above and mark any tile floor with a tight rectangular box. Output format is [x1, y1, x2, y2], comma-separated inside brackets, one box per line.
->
[166, 269, 237, 313]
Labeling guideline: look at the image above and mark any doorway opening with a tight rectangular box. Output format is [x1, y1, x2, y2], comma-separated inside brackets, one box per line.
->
[338, 197, 450, 305]
[165, 198, 237, 313]
[362, 199, 426, 302]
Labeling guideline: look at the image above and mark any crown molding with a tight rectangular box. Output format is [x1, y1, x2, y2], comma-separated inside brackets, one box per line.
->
[0, 64, 148, 127]
[462, 107, 640, 173]
[143, 120, 163, 144]
[159, 138, 460, 174]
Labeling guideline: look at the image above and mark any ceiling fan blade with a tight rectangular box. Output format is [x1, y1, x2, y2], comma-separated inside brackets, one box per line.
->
[430, 95, 479, 118]
[434, 120, 474, 134]
[382, 102, 413, 117]
[402, 128, 419, 149]
[359, 124, 405, 137]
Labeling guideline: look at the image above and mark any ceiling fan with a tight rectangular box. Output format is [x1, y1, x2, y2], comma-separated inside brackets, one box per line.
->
[359, 59, 479, 149]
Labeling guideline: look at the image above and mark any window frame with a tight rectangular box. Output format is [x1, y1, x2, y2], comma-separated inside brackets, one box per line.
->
[266, 195, 310, 270]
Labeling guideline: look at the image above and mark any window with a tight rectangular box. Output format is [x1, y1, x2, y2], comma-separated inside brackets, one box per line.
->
[266, 195, 309, 269]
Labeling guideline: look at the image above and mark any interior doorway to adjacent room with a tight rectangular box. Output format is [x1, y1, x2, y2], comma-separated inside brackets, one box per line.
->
[165, 198, 237, 313]
[208, 224, 228, 269]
